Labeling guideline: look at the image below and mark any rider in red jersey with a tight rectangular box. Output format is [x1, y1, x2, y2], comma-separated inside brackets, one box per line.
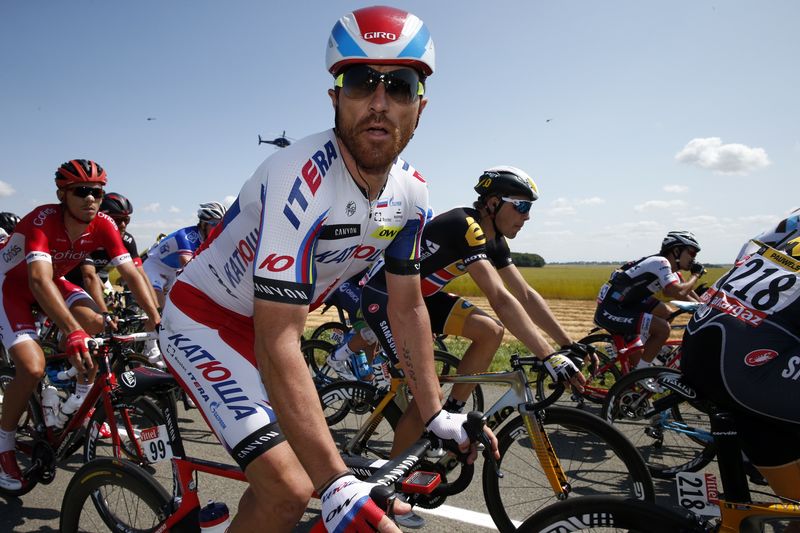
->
[0, 159, 160, 490]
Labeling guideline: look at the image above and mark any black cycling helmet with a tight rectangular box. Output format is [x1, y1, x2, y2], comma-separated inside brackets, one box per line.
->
[474, 166, 539, 202]
[661, 231, 701, 252]
[783, 236, 800, 260]
[100, 192, 133, 216]
[0, 212, 20, 234]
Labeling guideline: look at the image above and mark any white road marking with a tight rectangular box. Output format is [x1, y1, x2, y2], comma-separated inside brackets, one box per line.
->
[416, 504, 522, 530]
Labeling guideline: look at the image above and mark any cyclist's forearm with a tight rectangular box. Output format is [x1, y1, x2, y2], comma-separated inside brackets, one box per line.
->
[260, 341, 348, 488]
[489, 291, 553, 358]
[119, 262, 160, 324]
[388, 302, 441, 421]
[83, 272, 109, 314]
[30, 275, 82, 334]
[518, 288, 572, 346]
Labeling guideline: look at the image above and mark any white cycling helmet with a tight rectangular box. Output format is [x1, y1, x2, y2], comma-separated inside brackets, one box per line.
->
[661, 230, 701, 252]
[197, 201, 226, 222]
[326, 5, 435, 76]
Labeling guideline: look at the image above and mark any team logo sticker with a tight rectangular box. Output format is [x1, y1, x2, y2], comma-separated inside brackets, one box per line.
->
[744, 349, 779, 367]
[368, 303, 380, 313]
[346, 201, 357, 217]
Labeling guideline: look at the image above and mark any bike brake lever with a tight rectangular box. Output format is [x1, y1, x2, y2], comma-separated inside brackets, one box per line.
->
[464, 412, 503, 479]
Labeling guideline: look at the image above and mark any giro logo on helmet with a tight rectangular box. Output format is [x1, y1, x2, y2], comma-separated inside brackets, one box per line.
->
[364, 31, 397, 42]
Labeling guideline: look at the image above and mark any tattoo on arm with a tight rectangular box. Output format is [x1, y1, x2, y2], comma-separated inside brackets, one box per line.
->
[402, 343, 416, 382]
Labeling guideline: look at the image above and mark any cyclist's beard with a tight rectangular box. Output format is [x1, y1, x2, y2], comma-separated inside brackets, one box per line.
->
[335, 108, 415, 174]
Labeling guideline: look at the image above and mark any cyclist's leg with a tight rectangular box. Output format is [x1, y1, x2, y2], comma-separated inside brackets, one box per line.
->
[63, 283, 105, 385]
[429, 293, 502, 405]
[142, 259, 168, 308]
[640, 313, 670, 365]
[684, 321, 800, 500]
[0, 288, 44, 434]
[159, 299, 313, 530]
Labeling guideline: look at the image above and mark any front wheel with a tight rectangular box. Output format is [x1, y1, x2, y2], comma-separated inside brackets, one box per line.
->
[59, 457, 171, 533]
[517, 495, 705, 533]
[482, 406, 655, 532]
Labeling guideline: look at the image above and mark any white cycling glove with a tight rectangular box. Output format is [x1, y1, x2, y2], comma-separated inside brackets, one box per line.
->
[425, 409, 468, 446]
[543, 353, 580, 383]
[320, 474, 384, 532]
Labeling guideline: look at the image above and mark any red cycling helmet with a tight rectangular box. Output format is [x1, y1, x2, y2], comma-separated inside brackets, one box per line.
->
[326, 6, 435, 76]
[55, 159, 107, 189]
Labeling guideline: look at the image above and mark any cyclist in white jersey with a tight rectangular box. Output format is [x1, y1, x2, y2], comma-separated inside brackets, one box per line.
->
[158, 7, 496, 532]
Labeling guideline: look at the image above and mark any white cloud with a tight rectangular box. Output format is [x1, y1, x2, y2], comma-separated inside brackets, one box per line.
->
[576, 197, 605, 206]
[0, 181, 15, 197]
[141, 202, 160, 212]
[675, 137, 770, 175]
[633, 199, 687, 212]
[663, 184, 688, 193]
[547, 196, 603, 215]
[168, 206, 180, 213]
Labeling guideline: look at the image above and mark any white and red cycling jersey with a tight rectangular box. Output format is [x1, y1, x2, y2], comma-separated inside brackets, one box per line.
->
[171, 129, 428, 319]
[159, 129, 428, 464]
[0, 204, 131, 349]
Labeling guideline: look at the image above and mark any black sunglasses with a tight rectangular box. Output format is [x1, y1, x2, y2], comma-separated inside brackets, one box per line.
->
[111, 215, 130, 224]
[70, 186, 105, 199]
[335, 64, 424, 105]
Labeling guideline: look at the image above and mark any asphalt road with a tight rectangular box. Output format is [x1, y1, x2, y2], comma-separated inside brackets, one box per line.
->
[2, 385, 721, 532]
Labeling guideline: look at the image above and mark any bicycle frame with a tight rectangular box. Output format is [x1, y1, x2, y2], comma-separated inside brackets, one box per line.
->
[334, 358, 571, 498]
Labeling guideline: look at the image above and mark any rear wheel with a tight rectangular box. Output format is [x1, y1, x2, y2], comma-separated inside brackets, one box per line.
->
[483, 406, 655, 532]
[59, 457, 170, 533]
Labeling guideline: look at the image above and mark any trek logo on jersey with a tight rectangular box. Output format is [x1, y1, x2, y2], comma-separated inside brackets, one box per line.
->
[602, 310, 634, 324]
[319, 224, 361, 240]
[370, 226, 401, 240]
[315, 244, 382, 265]
[744, 349, 779, 367]
[165, 333, 258, 421]
[283, 140, 338, 230]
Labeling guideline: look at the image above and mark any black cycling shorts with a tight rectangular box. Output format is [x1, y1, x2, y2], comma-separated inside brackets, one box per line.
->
[682, 321, 800, 466]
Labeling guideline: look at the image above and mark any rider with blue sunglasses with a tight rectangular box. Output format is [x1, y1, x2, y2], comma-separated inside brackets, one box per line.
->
[348, 166, 587, 460]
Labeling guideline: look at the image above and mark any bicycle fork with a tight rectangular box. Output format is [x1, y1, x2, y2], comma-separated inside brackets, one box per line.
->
[519, 404, 571, 498]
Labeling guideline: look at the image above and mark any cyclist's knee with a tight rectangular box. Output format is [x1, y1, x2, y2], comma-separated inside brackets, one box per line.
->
[244, 446, 313, 513]
[466, 314, 504, 349]
[647, 316, 670, 341]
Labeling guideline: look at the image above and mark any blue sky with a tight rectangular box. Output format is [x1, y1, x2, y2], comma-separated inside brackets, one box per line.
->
[2, 1, 797, 263]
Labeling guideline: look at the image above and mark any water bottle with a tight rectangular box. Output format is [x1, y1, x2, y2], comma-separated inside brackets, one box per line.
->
[350, 351, 373, 381]
[60, 392, 85, 416]
[199, 500, 231, 533]
[45, 362, 73, 390]
[371, 352, 391, 388]
[41, 386, 67, 428]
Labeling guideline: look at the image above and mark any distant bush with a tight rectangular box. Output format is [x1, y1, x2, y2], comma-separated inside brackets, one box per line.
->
[511, 252, 545, 267]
